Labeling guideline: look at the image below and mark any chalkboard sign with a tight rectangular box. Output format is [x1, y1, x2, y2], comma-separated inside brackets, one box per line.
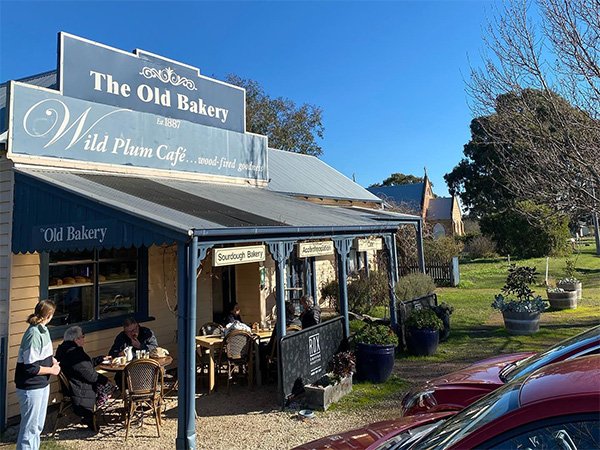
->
[279, 317, 344, 402]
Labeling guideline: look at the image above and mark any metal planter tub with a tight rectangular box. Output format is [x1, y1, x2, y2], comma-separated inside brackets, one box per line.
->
[502, 310, 541, 335]
[547, 290, 578, 310]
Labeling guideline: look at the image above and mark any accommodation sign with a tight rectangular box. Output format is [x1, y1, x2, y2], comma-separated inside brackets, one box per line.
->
[357, 237, 383, 252]
[213, 245, 266, 267]
[298, 241, 334, 258]
[59, 33, 245, 133]
[8, 83, 267, 181]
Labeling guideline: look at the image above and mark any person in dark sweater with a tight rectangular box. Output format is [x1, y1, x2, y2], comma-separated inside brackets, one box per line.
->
[15, 299, 61, 450]
[224, 303, 243, 325]
[300, 295, 321, 329]
[108, 317, 158, 357]
[55, 326, 110, 431]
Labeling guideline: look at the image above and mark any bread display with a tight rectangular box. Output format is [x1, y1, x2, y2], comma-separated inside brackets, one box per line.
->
[98, 274, 106, 282]
[62, 277, 76, 285]
[49, 277, 63, 286]
[74, 276, 88, 284]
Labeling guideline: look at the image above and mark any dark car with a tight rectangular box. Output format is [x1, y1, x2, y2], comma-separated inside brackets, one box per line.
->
[293, 355, 600, 450]
[400, 325, 599, 416]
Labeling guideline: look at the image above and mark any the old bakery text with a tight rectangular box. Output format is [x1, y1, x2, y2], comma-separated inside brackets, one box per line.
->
[89, 70, 229, 123]
[42, 225, 108, 243]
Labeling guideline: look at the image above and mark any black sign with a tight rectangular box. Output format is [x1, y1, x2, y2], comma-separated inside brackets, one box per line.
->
[280, 317, 344, 401]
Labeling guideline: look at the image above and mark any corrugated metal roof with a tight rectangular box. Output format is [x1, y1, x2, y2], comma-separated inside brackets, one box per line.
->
[267, 148, 382, 203]
[367, 183, 424, 212]
[0, 71, 57, 132]
[426, 197, 453, 220]
[14, 168, 419, 253]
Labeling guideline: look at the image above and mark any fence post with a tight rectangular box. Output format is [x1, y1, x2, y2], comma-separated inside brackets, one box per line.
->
[450, 257, 460, 287]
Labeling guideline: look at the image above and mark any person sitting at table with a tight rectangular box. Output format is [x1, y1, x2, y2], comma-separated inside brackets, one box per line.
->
[224, 303, 243, 325]
[55, 326, 113, 431]
[108, 317, 158, 357]
[300, 295, 321, 329]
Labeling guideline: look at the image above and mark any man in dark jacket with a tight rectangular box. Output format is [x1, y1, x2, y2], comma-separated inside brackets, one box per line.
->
[108, 317, 158, 357]
[55, 326, 109, 431]
[300, 295, 321, 329]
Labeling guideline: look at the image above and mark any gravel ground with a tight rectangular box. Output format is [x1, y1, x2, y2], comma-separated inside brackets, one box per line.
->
[0, 360, 473, 450]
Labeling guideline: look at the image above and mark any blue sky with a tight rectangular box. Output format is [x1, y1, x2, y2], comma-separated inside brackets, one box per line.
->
[0, 0, 496, 196]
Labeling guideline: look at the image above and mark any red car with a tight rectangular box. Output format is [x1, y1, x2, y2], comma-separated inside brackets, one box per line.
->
[293, 355, 600, 450]
[400, 325, 599, 416]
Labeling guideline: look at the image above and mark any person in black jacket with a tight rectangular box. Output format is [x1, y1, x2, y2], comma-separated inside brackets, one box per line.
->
[55, 326, 110, 431]
[108, 317, 158, 357]
[300, 295, 321, 329]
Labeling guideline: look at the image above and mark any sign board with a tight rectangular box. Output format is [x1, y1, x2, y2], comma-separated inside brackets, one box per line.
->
[357, 237, 383, 252]
[8, 83, 267, 181]
[31, 220, 118, 250]
[298, 240, 334, 258]
[213, 245, 266, 267]
[59, 33, 245, 133]
[280, 318, 344, 402]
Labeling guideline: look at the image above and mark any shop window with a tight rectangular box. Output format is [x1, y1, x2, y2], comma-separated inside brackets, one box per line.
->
[44, 248, 147, 331]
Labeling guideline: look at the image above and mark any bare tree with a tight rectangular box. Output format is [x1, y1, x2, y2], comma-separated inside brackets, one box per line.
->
[468, 0, 600, 216]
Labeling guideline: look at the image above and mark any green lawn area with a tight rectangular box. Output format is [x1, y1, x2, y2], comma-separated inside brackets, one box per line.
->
[338, 238, 600, 412]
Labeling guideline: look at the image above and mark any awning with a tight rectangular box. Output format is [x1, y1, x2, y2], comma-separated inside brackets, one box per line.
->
[12, 167, 420, 254]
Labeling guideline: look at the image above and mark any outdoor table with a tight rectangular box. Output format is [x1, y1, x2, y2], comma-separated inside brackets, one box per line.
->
[196, 329, 271, 394]
[97, 355, 174, 395]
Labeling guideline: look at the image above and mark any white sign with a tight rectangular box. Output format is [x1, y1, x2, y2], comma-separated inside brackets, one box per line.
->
[357, 237, 383, 252]
[298, 241, 334, 258]
[213, 245, 266, 267]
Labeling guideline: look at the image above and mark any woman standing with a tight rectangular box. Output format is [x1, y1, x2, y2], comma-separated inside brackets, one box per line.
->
[14, 300, 61, 450]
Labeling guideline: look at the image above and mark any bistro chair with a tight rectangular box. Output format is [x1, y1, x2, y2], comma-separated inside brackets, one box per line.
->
[52, 371, 109, 435]
[200, 322, 224, 336]
[123, 358, 163, 440]
[218, 330, 255, 393]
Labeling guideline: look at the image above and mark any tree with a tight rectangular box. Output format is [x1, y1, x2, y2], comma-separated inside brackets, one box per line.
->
[225, 74, 324, 156]
[469, 0, 600, 216]
[369, 173, 424, 188]
[445, 90, 573, 257]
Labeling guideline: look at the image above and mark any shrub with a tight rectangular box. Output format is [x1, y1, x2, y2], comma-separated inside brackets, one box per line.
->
[320, 279, 339, 310]
[463, 235, 497, 259]
[395, 273, 436, 302]
[424, 236, 463, 261]
[328, 351, 356, 381]
[354, 324, 399, 346]
[347, 270, 389, 314]
[405, 308, 444, 331]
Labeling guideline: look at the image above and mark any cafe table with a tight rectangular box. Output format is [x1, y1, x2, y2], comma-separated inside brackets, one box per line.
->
[196, 329, 271, 394]
[97, 355, 174, 395]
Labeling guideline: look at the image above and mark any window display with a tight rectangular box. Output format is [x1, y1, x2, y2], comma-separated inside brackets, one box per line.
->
[47, 248, 138, 326]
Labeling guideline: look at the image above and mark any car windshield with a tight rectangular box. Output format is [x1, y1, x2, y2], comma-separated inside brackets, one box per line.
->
[501, 326, 600, 382]
[404, 380, 522, 450]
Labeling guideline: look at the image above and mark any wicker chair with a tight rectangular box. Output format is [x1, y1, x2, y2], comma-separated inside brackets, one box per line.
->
[218, 330, 255, 392]
[123, 359, 163, 439]
[200, 322, 224, 336]
[196, 322, 225, 385]
[52, 371, 77, 435]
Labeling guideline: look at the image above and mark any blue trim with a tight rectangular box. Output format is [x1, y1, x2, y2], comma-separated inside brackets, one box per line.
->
[12, 172, 185, 254]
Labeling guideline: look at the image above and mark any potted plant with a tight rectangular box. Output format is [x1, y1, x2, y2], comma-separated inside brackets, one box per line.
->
[557, 258, 582, 300]
[405, 308, 444, 356]
[304, 351, 355, 411]
[546, 286, 578, 310]
[431, 302, 454, 342]
[492, 265, 548, 335]
[353, 323, 398, 383]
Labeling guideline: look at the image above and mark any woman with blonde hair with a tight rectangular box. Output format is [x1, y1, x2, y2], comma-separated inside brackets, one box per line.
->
[14, 299, 61, 449]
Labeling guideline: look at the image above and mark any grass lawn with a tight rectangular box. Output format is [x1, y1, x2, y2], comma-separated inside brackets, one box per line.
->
[338, 238, 600, 412]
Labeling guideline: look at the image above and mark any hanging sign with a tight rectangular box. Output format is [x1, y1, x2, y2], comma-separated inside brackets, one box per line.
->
[59, 33, 245, 133]
[357, 237, 383, 252]
[298, 240, 334, 258]
[213, 245, 266, 267]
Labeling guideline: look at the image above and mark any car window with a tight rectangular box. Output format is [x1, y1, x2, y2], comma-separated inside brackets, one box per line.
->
[503, 327, 600, 382]
[486, 418, 600, 449]
[411, 382, 521, 450]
